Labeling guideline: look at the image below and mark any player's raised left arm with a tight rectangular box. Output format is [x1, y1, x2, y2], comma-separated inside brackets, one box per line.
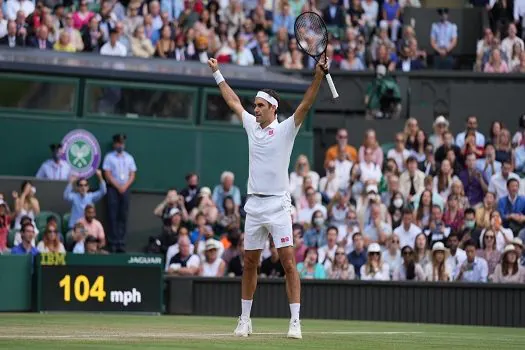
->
[293, 58, 327, 127]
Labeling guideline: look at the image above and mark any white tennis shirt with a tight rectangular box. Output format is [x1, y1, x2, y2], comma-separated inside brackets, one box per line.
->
[242, 110, 301, 196]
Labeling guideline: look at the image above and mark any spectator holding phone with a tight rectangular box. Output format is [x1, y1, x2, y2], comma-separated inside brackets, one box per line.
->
[455, 240, 488, 282]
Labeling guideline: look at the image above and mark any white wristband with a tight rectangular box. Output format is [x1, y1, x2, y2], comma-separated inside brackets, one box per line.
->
[213, 70, 225, 85]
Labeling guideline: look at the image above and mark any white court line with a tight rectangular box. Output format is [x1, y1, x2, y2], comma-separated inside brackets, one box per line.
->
[0, 331, 424, 340]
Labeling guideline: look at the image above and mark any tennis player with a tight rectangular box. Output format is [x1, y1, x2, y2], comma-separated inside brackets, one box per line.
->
[208, 57, 327, 339]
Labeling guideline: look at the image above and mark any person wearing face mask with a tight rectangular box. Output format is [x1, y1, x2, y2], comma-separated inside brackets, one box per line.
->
[303, 210, 327, 248]
[459, 208, 482, 249]
[102, 134, 137, 253]
[35, 143, 71, 180]
[388, 192, 405, 229]
[179, 173, 201, 212]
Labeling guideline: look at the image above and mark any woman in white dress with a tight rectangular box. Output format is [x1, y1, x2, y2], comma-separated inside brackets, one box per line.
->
[290, 155, 320, 201]
[425, 242, 452, 281]
[198, 239, 226, 277]
[360, 243, 390, 280]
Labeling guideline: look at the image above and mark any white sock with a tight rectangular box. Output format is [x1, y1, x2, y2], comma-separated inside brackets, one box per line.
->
[241, 299, 253, 321]
[290, 303, 300, 321]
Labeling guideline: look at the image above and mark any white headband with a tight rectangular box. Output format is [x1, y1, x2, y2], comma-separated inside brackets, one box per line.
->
[256, 91, 278, 108]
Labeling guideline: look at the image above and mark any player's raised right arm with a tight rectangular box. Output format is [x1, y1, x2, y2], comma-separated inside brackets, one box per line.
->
[208, 58, 244, 122]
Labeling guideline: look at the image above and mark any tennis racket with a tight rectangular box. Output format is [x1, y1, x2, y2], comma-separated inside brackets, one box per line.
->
[294, 11, 339, 99]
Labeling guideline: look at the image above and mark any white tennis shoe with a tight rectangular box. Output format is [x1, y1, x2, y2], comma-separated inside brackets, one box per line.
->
[234, 317, 252, 337]
[287, 319, 302, 339]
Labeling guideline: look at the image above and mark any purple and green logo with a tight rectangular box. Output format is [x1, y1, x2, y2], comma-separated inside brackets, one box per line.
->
[61, 129, 101, 178]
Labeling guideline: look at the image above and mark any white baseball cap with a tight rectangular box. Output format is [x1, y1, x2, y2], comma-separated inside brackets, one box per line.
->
[434, 115, 449, 127]
[205, 239, 220, 251]
[168, 207, 181, 217]
[432, 242, 446, 252]
[368, 243, 381, 253]
[366, 184, 378, 193]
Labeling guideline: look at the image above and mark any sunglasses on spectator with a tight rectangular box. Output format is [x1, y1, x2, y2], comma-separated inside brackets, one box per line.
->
[392, 240, 399, 244]
[485, 235, 495, 239]
[337, 135, 347, 139]
[369, 252, 380, 256]
[335, 252, 345, 256]
[402, 250, 413, 256]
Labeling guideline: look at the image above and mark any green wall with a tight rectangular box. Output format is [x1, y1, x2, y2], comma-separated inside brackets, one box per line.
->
[0, 255, 33, 311]
[0, 114, 313, 193]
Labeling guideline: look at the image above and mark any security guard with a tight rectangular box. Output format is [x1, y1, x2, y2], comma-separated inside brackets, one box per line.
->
[102, 134, 137, 253]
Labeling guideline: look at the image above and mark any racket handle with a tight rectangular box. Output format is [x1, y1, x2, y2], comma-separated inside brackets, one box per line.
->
[325, 73, 339, 99]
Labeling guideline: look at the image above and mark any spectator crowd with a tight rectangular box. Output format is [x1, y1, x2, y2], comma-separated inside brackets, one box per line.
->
[1, 0, 521, 72]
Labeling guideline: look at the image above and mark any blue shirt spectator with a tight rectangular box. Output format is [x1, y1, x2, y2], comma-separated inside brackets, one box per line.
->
[430, 20, 458, 51]
[35, 143, 71, 180]
[497, 178, 525, 227]
[11, 223, 39, 260]
[161, 0, 184, 22]
[272, 4, 295, 35]
[11, 243, 39, 256]
[476, 158, 501, 184]
[303, 227, 327, 248]
[455, 256, 488, 282]
[64, 171, 107, 229]
[102, 150, 137, 187]
[212, 171, 241, 213]
[514, 145, 525, 173]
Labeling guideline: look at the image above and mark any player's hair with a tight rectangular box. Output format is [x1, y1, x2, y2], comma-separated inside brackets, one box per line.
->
[260, 88, 280, 114]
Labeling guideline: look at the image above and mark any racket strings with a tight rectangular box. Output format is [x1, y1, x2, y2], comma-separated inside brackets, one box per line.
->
[294, 13, 328, 57]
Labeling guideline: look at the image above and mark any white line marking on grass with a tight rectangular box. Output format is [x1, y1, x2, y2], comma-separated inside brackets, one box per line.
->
[0, 331, 424, 340]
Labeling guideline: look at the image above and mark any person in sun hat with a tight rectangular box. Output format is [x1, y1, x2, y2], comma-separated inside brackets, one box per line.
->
[429, 115, 450, 149]
[511, 237, 524, 266]
[425, 242, 452, 281]
[198, 239, 225, 277]
[360, 243, 390, 280]
[489, 244, 525, 283]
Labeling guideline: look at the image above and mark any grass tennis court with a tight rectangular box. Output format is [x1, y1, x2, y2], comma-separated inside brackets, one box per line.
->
[0, 313, 523, 349]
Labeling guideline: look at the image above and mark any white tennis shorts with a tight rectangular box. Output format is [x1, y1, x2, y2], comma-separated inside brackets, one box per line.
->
[243, 193, 293, 250]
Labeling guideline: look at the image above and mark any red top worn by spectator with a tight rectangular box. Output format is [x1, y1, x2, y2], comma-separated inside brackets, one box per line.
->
[0, 204, 11, 251]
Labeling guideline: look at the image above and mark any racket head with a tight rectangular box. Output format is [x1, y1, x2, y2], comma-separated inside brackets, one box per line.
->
[294, 11, 329, 59]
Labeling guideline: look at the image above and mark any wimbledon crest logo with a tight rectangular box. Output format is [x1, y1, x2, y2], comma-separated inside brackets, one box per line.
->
[61, 129, 101, 178]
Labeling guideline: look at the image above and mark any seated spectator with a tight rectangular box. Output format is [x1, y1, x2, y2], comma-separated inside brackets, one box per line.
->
[481, 211, 513, 252]
[509, 42, 523, 72]
[303, 210, 327, 248]
[513, 51, 525, 72]
[382, 234, 402, 278]
[360, 243, 390, 280]
[381, 172, 400, 207]
[35, 143, 71, 180]
[327, 191, 350, 229]
[429, 115, 449, 149]
[167, 235, 200, 275]
[512, 237, 525, 266]
[414, 232, 431, 271]
[430, 8, 457, 70]
[380, 0, 401, 42]
[435, 131, 461, 165]
[484, 48, 509, 73]
[189, 188, 218, 224]
[423, 205, 451, 247]
[425, 242, 452, 281]
[399, 156, 425, 201]
[164, 227, 192, 269]
[179, 173, 201, 213]
[13, 216, 37, 247]
[0, 20, 25, 48]
[100, 28, 127, 56]
[450, 179, 470, 210]
[216, 196, 241, 235]
[154, 188, 189, 226]
[227, 234, 245, 277]
[54, 31, 76, 52]
[64, 171, 107, 230]
[59, 12, 84, 51]
[34, 223, 64, 254]
[370, 42, 396, 72]
[131, 25, 155, 57]
[73, 1, 94, 30]
[501, 23, 523, 60]
[462, 130, 485, 159]
[319, 161, 340, 201]
[328, 246, 356, 280]
[433, 159, 459, 202]
[260, 238, 285, 278]
[0, 201, 10, 252]
[495, 128, 514, 165]
[10, 223, 38, 257]
[443, 195, 464, 233]
[348, 232, 367, 278]
[359, 149, 382, 184]
[414, 189, 433, 227]
[12, 181, 40, 231]
[198, 239, 225, 277]
[339, 209, 361, 253]
[476, 143, 501, 183]
[477, 229, 502, 275]
[459, 154, 487, 207]
[476, 27, 494, 62]
[455, 240, 488, 282]
[476, 192, 497, 230]
[318, 226, 338, 270]
[387, 133, 411, 172]
[290, 155, 320, 200]
[272, 1, 294, 36]
[446, 232, 466, 279]
[498, 178, 525, 233]
[396, 43, 425, 72]
[363, 202, 392, 247]
[488, 160, 519, 199]
[458, 208, 483, 249]
[76, 205, 106, 249]
[349, 163, 364, 199]
[212, 171, 241, 214]
[298, 190, 327, 226]
[28, 24, 52, 49]
[393, 245, 426, 281]
[358, 129, 384, 166]
[456, 115, 485, 149]
[297, 248, 326, 279]
[387, 191, 404, 229]
[404, 117, 419, 150]
[293, 224, 307, 264]
[81, 16, 103, 53]
[361, 0, 379, 35]
[83, 235, 107, 254]
[420, 143, 438, 176]
[490, 244, 525, 283]
[394, 208, 421, 248]
[69, 223, 87, 253]
[340, 48, 365, 71]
